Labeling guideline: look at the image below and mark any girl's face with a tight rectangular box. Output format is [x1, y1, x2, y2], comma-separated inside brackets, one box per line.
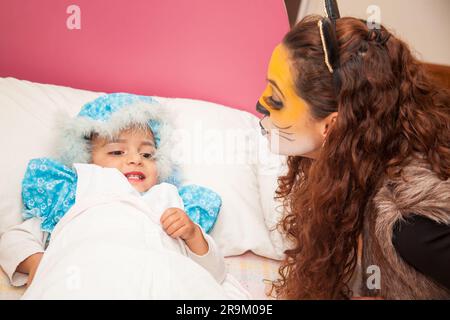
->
[256, 44, 325, 158]
[91, 128, 158, 193]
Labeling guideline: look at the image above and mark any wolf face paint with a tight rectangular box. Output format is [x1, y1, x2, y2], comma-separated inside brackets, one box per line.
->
[257, 44, 322, 156]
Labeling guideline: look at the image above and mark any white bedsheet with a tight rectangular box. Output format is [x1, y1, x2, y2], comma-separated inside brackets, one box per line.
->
[21, 164, 250, 299]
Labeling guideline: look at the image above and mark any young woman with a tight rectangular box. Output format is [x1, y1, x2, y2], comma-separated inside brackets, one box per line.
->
[256, 14, 450, 299]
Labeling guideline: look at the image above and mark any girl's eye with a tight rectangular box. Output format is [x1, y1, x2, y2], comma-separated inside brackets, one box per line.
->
[266, 96, 284, 110]
[142, 153, 154, 159]
[108, 151, 124, 156]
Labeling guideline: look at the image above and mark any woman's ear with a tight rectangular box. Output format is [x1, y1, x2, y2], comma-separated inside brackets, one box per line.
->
[321, 112, 338, 138]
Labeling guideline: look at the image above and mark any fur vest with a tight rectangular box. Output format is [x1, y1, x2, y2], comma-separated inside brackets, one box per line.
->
[360, 158, 450, 299]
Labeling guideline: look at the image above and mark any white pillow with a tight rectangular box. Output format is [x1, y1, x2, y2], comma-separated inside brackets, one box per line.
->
[0, 77, 287, 259]
[160, 98, 288, 259]
[0, 78, 101, 236]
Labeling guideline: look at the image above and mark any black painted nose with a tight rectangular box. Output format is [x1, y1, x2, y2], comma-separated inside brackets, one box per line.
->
[256, 101, 270, 116]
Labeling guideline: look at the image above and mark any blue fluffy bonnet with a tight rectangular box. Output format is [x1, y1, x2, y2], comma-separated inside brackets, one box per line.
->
[22, 93, 221, 234]
[57, 93, 176, 183]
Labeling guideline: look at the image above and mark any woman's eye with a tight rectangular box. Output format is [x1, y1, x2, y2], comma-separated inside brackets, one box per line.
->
[108, 151, 124, 156]
[266, 96, 284, 109]
[142, 153, 154, 159]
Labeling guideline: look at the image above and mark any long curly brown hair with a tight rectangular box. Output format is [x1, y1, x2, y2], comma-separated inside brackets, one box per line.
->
[272, 15, 450, 299]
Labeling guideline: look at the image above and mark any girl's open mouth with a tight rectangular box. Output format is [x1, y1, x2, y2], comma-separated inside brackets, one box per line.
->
[124, 171, 146, 182]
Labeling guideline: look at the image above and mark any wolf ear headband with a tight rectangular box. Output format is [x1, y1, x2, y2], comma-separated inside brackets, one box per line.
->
[318, 0, 341, 74]
[318, 0, 391, 75]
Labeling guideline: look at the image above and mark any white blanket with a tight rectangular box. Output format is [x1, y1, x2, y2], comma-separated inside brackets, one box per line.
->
[21, 164, 250, 299]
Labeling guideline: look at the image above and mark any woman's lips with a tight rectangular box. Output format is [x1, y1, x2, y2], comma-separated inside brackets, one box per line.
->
[124, 171, 146, 182]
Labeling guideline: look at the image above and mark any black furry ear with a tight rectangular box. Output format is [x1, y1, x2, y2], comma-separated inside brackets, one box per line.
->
[325, 0, 341, 22]
[318, 0, 342, 91]
[318, 0, 341, 74]
[318, 18, 340, 73]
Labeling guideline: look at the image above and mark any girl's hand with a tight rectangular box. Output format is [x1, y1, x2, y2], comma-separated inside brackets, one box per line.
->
[17, 252, 43, 288]
[160, 208, 199, 240]
[160, 208, 208, 255]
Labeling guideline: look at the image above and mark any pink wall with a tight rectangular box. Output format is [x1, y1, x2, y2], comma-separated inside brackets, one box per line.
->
[0, 0, 289, 114]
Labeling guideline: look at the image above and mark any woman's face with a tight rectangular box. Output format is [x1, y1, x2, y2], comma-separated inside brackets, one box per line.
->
[257, 44, 325, 158]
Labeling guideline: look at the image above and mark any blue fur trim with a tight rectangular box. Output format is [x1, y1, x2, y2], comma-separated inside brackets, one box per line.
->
[56, 93, 176, 183]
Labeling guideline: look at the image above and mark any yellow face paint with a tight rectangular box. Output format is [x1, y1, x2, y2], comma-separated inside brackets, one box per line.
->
[257, 44, 309, 129]
[257, 44, 323, 157]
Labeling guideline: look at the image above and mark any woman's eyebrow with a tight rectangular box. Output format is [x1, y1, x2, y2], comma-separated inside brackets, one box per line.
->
[267, 79, 285, 98]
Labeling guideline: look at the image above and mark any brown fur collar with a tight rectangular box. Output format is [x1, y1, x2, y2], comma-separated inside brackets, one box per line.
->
[361, 157, 450, 299]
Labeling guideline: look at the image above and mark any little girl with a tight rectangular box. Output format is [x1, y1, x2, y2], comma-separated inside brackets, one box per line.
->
[0, 93, 246, 299]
